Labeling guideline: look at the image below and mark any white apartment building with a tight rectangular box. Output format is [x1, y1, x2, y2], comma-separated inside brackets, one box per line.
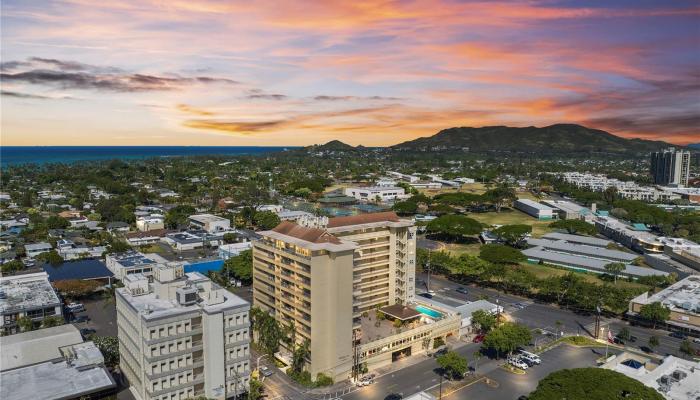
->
[116, 263, 250, 400]
[558, 172, 681, 202]
[188, 214, 231, 233]
[344, 186, 407, 202]
[137, 216, 166, 232]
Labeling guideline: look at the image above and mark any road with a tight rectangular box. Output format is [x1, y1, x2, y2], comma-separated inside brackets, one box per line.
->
[256, 273, 696, 399]
[418, 272, 692, 358]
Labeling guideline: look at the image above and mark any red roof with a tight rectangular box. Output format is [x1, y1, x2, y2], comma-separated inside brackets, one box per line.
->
[327, 211, 400, 228]
[271, 221, 341, 244]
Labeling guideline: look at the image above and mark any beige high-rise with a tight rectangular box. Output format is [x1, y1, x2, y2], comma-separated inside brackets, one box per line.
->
[252, 212, 416, 381]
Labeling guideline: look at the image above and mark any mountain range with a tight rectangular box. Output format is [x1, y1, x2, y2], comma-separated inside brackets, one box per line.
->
[389, 124, 677, 155]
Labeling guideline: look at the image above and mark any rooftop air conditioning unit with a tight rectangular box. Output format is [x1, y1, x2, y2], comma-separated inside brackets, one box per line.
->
[176, 287, 198, 306]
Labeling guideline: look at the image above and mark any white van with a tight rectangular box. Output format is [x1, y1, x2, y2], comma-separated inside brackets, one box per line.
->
[519, 350, 541, 364]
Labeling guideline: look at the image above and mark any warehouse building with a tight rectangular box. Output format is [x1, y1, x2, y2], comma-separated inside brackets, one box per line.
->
[514, 199, 556, 220]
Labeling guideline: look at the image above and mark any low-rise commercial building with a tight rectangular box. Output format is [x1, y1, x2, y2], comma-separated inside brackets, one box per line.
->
[25, 242, 52, 258]
[344, 186, 406, 202]
[601, 353, 699, 400]
[218, 242, 252, 260]
[137, 216, 166, 232]
[0, 272, 63, 335]
[188, 214, 231, 233]
[595, 216, 665, 253]
[116, 263, 250, 400]
[106, 250, 169, 280]
[0, 325, 117, 400]
[126, 229, 171, 246]
[540, 200, 592, 220]
[514, 199, 556, 220]
[659, 237, 700, 272]
[525, 237, 638, 263]
[628, 275, 700, 332]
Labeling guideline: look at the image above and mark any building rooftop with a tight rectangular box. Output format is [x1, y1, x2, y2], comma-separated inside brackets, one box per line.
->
[117, 271, 249, 321]
[0, 272, 61, 314]
[0, 324, 83, 371]
[515, 198, 556, 211]
[526, 237, 638, 262]
[631, 275, 699, 315]
[604, 354, 699, 400]
[109, 250, 157, 267]
[522, 247, 668, 277]
[0, 342, 115, 400]
[271, 221, 341, 244]
[188, 213, 228, 223]
[380, 304, 422, 321]
[327, 211, 401, 229]
[42, 259, 114, 281]
[126, 228, 171, 239]
[542, 232, 611, 248]
[24, 242, 52, 251]
[541, 200, 590, 214]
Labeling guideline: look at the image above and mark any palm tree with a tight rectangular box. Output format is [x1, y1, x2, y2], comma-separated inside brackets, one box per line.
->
[604, 262, 625, 285]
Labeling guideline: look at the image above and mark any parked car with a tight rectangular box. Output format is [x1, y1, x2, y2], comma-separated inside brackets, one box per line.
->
[456, 287, 468, 295]
[80, 328, 96, 336]
[612, 337, 625, 345]
[629, 335, 638, 343]
[518, 350, 541, 364]
[357, 375, 374, 386]
[418, 293, 433, 299]
[473, 334, 485, 343]
[433, 348, 448, 357]
[66, 303, 85, 313]
[428, 290, 436, 295]
[259, 366, 274, 377]
[71, 315, 90, 323]
[509, 358, 529, 370]
[670, 332, 687, 340]
[692, 337, 700, 344]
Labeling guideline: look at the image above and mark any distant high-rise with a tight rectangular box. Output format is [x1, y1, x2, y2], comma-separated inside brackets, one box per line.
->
[650, 148, 690, 187]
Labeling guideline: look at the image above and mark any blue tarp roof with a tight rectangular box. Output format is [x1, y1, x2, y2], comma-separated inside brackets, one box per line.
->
[42, 259, 114, 281]
[631, 223, 649, 231]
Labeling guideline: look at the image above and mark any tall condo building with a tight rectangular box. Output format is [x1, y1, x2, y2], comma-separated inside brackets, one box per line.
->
[252, 212, 416, 381]
[651, 148, 691, 187]
[116, 263, 250, 400]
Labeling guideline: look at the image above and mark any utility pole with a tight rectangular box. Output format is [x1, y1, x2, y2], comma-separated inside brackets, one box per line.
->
[351, 329, 360, 382]
[426, 248, 432, 293]
[595, 304, 601, 339]
[438, 373, 444, 399]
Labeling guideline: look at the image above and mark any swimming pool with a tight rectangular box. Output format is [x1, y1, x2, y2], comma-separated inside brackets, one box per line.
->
[415, 305, 443, 319]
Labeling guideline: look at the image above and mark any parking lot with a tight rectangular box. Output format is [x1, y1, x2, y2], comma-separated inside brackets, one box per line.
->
[69, 296, 118, 337]
[454, 345, 614, 399]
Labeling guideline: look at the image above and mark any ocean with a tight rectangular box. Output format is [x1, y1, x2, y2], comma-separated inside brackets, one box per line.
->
[0, 146, 297, 167]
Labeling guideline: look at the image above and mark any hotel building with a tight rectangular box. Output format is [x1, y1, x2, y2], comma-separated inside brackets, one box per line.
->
[116, 263, 250, 400]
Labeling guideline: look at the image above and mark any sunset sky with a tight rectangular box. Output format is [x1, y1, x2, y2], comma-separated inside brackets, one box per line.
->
[1, 0, 699, 146]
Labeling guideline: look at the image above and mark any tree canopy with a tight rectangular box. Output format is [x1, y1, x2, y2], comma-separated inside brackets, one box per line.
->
[223, 249, 253, 284]
[482, 322, 532, 356]
[426, 215, 482, 242]
[492, 224, 532, 248]
[549, 219, 597, 235]
[527, 368, 664, 400]
[254, 211, 281, 230]
[436, 351, 468, 380]
[638, 301, 671, 329]
[479, 244, 526, 265]
[471, 309, 497, 333]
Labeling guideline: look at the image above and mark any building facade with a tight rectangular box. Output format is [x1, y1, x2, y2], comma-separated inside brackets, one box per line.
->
[116, 263, 250, 400]
[651, 148, 691, 187]
[514, 199, 556, 220]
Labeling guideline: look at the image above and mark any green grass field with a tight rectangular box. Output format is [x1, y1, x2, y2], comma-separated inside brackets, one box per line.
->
[468, 208, 554, 237]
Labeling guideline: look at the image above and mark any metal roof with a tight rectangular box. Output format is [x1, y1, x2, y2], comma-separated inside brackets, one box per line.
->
[42, 260, 114, 281]
[522, 247, 668, 277]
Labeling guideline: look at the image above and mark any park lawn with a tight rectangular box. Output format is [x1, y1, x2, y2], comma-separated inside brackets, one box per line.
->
[443, 242, 482, 256]
[518, 262, 650, 291]
[139, 244, 165, 254]
[468, 209, 554, 237]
